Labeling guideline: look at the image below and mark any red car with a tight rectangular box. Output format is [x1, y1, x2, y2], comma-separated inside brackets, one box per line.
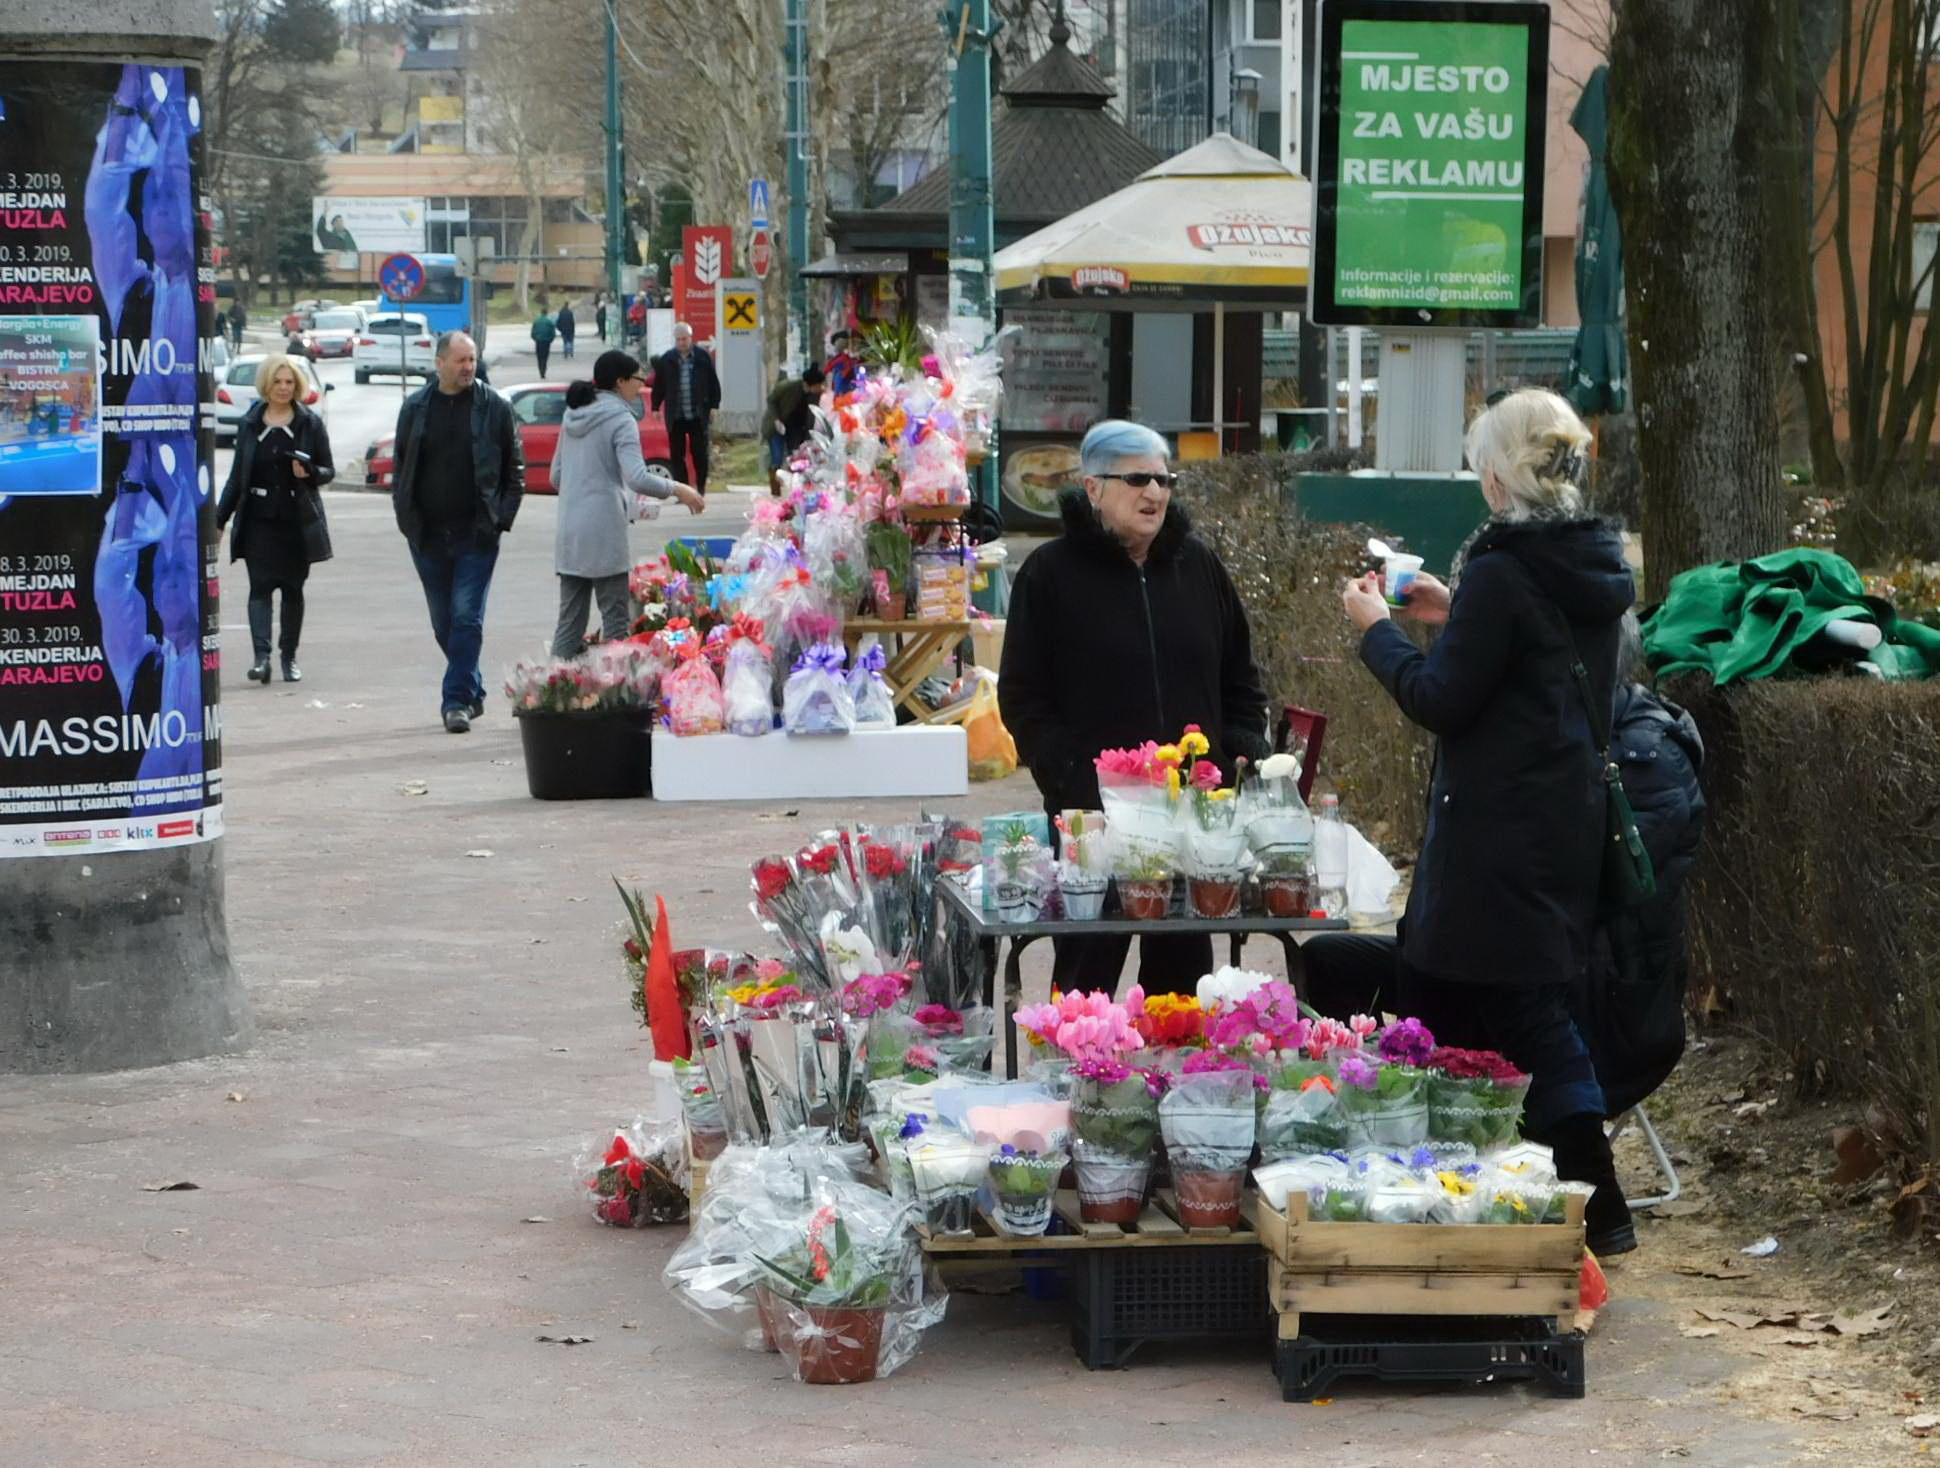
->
[362, 380, 693, 494]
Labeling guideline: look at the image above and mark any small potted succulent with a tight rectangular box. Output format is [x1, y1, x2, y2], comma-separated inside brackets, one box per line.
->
[1054, 809, 1110, 921]
[993, 821, 1055, 923]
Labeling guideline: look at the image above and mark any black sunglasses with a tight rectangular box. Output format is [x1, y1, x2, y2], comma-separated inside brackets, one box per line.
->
[1100, 471, 1179, 489]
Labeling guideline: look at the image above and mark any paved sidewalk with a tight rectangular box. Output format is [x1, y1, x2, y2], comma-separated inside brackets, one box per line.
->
[0, 495, 1884, 1466]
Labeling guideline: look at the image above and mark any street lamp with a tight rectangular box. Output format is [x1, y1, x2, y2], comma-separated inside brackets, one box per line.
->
[1230, 66, 1262, 147]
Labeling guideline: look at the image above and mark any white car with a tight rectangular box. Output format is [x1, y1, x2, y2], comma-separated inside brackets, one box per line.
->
[351, 298, 383, 318]
[353, 313, 436, 383]
[215, 354, 330, 441]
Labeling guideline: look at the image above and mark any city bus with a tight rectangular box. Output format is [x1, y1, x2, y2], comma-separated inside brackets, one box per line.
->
[379, 252, 474, 338]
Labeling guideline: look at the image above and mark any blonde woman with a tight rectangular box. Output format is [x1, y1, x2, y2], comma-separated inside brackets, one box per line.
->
[215, 353, 335, 683]
[1330, 387, 1639, 1256]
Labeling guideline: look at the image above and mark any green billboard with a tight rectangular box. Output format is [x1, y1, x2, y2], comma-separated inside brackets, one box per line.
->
[1311, 1, 1549, 328]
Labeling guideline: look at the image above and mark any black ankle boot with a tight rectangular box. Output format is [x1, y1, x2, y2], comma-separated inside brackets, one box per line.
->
[1546, 1114, 1637, 1257]
[281, 657, 301, 683]
[247, 657, 271, 683]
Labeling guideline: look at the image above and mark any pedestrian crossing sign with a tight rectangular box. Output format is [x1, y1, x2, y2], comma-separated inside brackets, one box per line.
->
[723, 291, 759, 333]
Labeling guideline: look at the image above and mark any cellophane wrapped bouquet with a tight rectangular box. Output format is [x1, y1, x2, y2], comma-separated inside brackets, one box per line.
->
[663, 640, 726, 736]
[721, 613, 777, 737]
[578, 1120, 688, 1227]
[504, 639, 668, 716]
[848, 641, 896, 728]
[1095, 738, 1186, 918]
[783, 641, 856, 735]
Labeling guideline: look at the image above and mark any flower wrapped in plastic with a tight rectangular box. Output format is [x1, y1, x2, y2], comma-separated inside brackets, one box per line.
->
[802, 497, 869, 615]
[663, 641, 725, 737]
[721, 615, 777, 737]
[848, 642, 896, 728]
[856, 830, 921, 968]
[579, 1121, 688, 1227]
[1054, 808, 1110, 920]
[1160, 1060, 1261, 1228]
[1425, 1046, 1533, 1152]
[783, 641, 856, 736]
[1334, 1045, 1431, 1150]
[906, 1132, 992, 1238]
[985, 1142, 1068, 1236]
[896, 422, 969, 506]
[1258, 1055, 1345, 1160]
[1251, 1151, 1355, 1212]
[1183, 758, 1247, 918]
[1095, 740, 1185, 916]
[922, 1003, 998, 1074]
[989, 819, 1056, 923]
[670, 1057, 729, 1159]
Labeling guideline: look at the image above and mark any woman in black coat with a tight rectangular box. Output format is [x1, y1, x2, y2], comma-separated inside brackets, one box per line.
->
[215, 354, 334, 684]
[1329, 388, 1638, 1255]
[999, 418, 1270, 996]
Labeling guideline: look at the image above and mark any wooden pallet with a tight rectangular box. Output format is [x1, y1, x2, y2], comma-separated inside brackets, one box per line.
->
[1257, 1192, 1585, 1342]
[916, 1189, 1263, 1253]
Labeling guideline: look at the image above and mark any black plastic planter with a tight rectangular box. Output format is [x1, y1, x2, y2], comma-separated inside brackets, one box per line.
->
[515, 708, 653, 800]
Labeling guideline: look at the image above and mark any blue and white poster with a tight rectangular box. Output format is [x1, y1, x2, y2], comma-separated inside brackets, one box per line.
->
[0, 61, 224, 858]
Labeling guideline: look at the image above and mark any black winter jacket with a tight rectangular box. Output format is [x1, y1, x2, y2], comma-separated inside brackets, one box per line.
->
[1360, 517, 1635, 987]
[215, 400, 335, 563]
[1578, 683, 1705, 1114]
[1000, 491, 1270, 814]
[390, 382, 525, 550]
[649, 347, 722, 421]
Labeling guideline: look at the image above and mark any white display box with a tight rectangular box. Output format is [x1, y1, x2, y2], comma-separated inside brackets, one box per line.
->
[652, 726, 970, 802]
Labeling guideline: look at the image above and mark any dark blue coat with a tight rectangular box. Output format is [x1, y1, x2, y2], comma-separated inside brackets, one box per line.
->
[1360, 518, 1635, 988]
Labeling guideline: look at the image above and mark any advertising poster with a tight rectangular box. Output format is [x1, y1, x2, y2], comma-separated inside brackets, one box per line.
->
[1312, 1, 1547, 328]
[0, 61, 223, 858]
[310, 195, 426, 255]
[678, 224, 732, 349]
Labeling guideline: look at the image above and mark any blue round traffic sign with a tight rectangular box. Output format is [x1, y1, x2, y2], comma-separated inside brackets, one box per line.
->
[379, 252, 426, 301]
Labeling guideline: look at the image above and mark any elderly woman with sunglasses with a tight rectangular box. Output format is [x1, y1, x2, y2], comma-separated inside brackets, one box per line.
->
[1000, 418, 1270, 996]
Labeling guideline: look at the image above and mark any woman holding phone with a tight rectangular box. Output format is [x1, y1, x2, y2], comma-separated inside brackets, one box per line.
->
[216, 353, 335, 684]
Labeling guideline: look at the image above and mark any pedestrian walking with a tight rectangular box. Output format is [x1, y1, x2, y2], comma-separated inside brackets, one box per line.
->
[999, 419, 1270, 996]
[551, 349, 704, 658]
[215, 353, 334, 685]
[530, 304, 557, 378]
[1324, 386, 1639, 1256]
[390, 330, 525, 734]
[649, 322, 721, 493]
[556, 301, 577, 360]
[228, 300, 248, 350]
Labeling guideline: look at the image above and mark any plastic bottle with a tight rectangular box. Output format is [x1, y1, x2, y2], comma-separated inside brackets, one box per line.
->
[1314, 793, 1349, 918]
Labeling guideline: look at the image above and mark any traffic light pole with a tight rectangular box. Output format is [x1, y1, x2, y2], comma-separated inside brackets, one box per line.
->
[944, 0, 998, 515]
[603, 3, 625, 311]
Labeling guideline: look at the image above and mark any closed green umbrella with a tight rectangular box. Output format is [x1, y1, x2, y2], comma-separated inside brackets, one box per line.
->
[1565, 65, 1628, 415]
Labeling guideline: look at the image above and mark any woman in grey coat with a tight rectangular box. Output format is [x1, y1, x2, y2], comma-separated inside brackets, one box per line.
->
[550, 349, 704, 658]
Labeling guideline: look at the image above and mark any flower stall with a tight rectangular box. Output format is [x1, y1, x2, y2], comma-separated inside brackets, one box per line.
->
[589, 803, 1591, 1397]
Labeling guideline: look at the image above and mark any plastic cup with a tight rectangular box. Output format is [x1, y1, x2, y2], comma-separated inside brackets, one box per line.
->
[1384, 554, 1425, 607]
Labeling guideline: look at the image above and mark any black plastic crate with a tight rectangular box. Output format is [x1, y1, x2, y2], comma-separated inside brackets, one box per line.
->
[1274, 1315, 1586, 1401]
[1067, 1244, 1270, 1369]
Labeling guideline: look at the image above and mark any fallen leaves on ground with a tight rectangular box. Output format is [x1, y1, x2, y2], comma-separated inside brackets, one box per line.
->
[1674, 1261, 1752, 1281]
[536, 1334, 592, 1346]
[140, 1180, 199, 1192]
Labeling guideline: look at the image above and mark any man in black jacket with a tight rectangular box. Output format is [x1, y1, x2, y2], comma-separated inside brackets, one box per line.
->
[391, 330, 525, 733]
[649, 322, 721, 493]
[1000, 418, 1270, 995]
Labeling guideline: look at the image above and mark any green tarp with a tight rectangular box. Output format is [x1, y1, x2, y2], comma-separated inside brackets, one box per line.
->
[1643, 548, 1940, 684]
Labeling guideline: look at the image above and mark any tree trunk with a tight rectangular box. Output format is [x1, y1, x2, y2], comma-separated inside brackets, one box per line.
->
[1609, 0, 1787, 602]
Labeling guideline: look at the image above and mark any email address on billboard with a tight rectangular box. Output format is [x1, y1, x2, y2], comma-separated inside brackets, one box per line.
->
[1338, 266, 1515, 304]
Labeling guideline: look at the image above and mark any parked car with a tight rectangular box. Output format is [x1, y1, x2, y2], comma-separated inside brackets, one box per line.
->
[301, 307, 365, 360]
[215, 353, 329, 442]
[279, 298, 341, 335]
[350, 298, 383, 318]
[362, 380, 688, 493]
[353, 312, 436, 383]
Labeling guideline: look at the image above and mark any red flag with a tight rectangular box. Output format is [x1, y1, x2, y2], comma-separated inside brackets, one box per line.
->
[644, 894, 690, 1062]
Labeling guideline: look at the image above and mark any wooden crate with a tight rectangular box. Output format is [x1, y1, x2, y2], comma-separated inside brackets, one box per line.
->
[916, 1188, 1263, 1254]
[1257, 1191, 1584, 1342]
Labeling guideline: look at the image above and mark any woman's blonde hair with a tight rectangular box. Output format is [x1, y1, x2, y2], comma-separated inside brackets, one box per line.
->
[1464, 387, 1591, 519]
[254, 353, 305, 401]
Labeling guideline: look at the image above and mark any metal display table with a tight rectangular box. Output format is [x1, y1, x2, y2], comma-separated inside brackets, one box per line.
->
[934, 880, 1348, 1076]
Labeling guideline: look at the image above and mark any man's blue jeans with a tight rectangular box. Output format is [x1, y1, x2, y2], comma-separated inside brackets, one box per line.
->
[410, 528, 499, 714]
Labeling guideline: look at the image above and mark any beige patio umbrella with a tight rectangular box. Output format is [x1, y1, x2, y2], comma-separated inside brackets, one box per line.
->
[994, 132, 1311, 450]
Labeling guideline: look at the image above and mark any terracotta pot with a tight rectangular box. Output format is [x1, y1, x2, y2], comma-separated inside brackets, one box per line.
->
[1260, 873, 1313, 918]
[881, 592, 907, 621]
[1074, 1153, 1151, 1224]
[781, 1303, 885, 1385]
[689, 1125, 728, 1161]
[753, 1283, 782, 1354]
[1187, 876, 1241, 919]
[1078, 1193, 1143, 1225]
[1117, 878, 1173, 921]
[1173, 1167, 1245, 1228]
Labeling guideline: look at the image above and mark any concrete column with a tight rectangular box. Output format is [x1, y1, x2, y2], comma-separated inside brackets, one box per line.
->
[0, 0, 251, 1074]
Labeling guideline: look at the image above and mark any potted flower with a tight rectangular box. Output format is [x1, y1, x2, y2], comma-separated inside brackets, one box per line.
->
[1334, 1018, 1435, 1149]
[1055, 809, 1110, 921]
[1240, 752, 1315, 911]
[756, 1203, 896, 1384]
[1015, 986, 1160, 1223]
[1180, 740, 1247, 918]
[907, 1135, 992, 1237]
[992, 821, 1054, 923]
[1159, 1058, 1260, 1227]
[1095, 739, 1184, 918]
[865, 518, 913, 620]
[1426, 1047, 1533, 1151]
[987, 1143, 1068, 1236]
[505, 642, 664, 800]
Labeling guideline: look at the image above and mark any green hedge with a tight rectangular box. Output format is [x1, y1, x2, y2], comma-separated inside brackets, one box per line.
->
[1675, 676, 1940, 1174]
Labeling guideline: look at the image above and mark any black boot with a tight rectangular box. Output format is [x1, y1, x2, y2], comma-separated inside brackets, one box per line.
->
[1547, 1114, 1637, 1257]
[281, 657, 302, 683]
[247, 595, 273, 684]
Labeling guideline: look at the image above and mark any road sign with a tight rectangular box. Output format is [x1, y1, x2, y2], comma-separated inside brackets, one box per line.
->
[749, 178, 771, 229]
[750, 228, 772, 280]
[378, 251, 425, 301]
[723, 290, 759, 332]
